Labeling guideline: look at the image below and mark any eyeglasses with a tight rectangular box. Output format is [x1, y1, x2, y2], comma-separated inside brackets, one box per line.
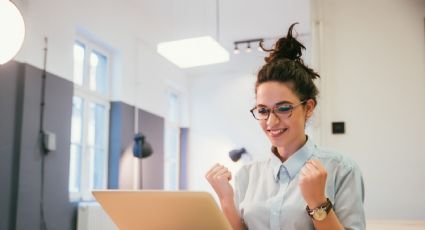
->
[250, 100, 307, 120]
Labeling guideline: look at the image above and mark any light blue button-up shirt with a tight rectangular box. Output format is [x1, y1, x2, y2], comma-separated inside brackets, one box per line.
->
[234, 138, 365, 230]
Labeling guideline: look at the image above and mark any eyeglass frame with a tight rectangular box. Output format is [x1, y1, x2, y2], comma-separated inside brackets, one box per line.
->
[249, 100, 308, 120]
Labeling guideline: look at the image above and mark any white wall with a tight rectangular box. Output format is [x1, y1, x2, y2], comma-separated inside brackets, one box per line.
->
[313, 0, 425, 220]
[188, 0, 425, 221]
[13, 0, 189, 118]
[186, 0, 313, 196]
[187, 73, 270, 193]
[135, 40, 190, 125]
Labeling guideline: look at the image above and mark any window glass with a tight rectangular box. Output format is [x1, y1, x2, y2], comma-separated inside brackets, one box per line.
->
[89, 51, 108, 94]
[69, 96, 83, 193]
[69, 144, 81, 193]
[73, 43, 85, 86]
[164, 91, 181, 190]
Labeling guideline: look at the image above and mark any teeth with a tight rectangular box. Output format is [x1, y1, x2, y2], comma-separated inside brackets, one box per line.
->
[269, 129, 286, 135]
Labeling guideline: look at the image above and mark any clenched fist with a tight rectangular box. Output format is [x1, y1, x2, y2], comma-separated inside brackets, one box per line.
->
[205, 164, 234, 202]
[299, 160, 328, 209]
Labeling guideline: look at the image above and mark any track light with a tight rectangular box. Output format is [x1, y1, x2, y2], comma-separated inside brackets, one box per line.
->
[233, 44, 240, 54]
[233, 33, 308, 55]
[229, 147, 252, 164]
[246, 43, 251, 53]
[233, 38, 264, 54]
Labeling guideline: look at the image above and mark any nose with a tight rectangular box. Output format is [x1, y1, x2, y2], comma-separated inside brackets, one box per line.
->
[266, 111, 280, 127]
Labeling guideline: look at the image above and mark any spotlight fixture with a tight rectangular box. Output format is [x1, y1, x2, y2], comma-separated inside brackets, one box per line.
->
[233, 44, 240, 54]
[246, 43, 252, 53]
[234, 32, 308, 55]
[228, 147, 252, 163]
[233, 38, 263, 54]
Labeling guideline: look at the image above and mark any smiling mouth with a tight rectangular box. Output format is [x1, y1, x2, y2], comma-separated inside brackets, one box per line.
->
[268, 128, 288, 137]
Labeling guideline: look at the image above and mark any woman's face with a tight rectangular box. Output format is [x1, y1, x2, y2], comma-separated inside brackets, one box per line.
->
[255, 81, 313, 153]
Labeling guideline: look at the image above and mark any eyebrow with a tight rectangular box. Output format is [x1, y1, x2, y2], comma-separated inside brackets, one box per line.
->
[256, 100, 294, 107]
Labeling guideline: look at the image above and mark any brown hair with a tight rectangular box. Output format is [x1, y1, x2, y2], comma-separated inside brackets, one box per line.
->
[256, 23, 320, 105]
[256, 23, 320, 156]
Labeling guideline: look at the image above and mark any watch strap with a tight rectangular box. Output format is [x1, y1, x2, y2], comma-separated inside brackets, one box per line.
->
[306, 198, 333, 217]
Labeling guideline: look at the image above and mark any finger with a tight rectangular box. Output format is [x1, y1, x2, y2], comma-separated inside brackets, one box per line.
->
[217, 171, 232, 181]
[301, 164, 319, 179]
[302, 163, 316, 175]
[215, 167, 229, 177]
[300, 165, 312, 177]
[305, 163, 318, 173]
[308, 160, 327, 175]
[210, 166, 229, 180]
[206, 164, 224, 179]
[216, 167, 229, 175]
[308, 160, 323, 170]
[206, 163, 220, 175]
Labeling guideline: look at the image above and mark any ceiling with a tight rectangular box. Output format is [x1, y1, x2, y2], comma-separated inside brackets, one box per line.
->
[127, 0, 311, 77]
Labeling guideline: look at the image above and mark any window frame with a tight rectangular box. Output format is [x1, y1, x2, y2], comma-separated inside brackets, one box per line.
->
[164, 88, 182, 190]
[69, 35, 111, 202]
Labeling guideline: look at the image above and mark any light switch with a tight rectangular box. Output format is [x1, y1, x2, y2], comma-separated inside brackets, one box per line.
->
[332, 122, 345, 134]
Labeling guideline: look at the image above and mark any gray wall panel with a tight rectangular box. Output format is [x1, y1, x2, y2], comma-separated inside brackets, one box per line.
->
[0, 61, 24, 230]
[179, 128, 189, 190]
[0, 62, 76, 230]
[110, 103, 165, 190]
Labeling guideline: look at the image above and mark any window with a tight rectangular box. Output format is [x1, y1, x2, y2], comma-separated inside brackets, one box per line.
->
[164, 90, 181, 190]
[69, 37, 110, 201]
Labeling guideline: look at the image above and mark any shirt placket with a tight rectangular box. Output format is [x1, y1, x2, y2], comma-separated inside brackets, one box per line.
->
[270, 165, 291, 230]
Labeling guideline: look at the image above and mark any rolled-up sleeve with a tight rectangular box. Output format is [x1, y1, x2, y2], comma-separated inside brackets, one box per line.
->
[334, 162, 366, 230]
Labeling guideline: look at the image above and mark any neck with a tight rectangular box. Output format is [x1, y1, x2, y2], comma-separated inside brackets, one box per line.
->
[276, 135, 307, 162]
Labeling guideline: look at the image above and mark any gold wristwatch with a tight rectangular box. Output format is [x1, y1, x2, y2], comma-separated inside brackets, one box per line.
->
[306, 198, 333, 221]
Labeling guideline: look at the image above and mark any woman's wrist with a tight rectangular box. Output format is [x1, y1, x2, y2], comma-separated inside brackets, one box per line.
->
[306, 196, 327, 209]
[220, 197, 235, 208]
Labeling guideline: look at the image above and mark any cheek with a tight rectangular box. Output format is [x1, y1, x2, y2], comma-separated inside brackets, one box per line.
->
[292, 114, 307, 128]
[286, 111, 307, 129]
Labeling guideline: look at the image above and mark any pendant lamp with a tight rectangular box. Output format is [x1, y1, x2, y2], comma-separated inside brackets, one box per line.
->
[0, 0, 25, 65]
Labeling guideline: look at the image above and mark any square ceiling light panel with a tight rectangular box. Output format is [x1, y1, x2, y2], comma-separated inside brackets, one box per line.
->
[157, 36, 230, 69]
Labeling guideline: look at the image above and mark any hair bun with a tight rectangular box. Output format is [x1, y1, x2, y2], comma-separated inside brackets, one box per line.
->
[261, 23, 305, 64]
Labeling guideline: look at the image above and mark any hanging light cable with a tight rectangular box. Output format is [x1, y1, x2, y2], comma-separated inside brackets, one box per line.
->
[0, 0, 25, 65]
[157, 0, 229, 68]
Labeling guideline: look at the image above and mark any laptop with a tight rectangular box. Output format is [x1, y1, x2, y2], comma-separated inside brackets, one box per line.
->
[92, 190, 232, 230]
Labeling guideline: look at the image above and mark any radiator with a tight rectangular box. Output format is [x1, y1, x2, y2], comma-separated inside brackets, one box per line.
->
[77, 202, 118, 230]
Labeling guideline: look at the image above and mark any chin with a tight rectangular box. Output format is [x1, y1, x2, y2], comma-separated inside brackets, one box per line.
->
[268, 138, 289, 149]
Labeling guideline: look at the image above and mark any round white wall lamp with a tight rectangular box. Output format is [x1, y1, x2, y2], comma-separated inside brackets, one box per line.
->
[0, 0, 25, 65]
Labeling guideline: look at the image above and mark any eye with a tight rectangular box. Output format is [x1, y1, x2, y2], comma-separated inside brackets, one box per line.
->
[257, 107, 269, 115]
[276, 105, 292, 113]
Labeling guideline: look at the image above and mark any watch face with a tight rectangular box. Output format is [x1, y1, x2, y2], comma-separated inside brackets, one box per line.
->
[312, 208, 327, 221]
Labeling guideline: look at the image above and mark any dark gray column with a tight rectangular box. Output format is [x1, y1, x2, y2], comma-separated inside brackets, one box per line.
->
[138, 109, 165, 189]
[0, 62, 76, 230]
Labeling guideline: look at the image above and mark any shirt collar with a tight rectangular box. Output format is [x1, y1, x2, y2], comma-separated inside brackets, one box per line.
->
[271, 137, 315, 182]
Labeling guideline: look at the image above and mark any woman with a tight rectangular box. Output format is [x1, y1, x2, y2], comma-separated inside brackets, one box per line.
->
[205, 23, 365, 230]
